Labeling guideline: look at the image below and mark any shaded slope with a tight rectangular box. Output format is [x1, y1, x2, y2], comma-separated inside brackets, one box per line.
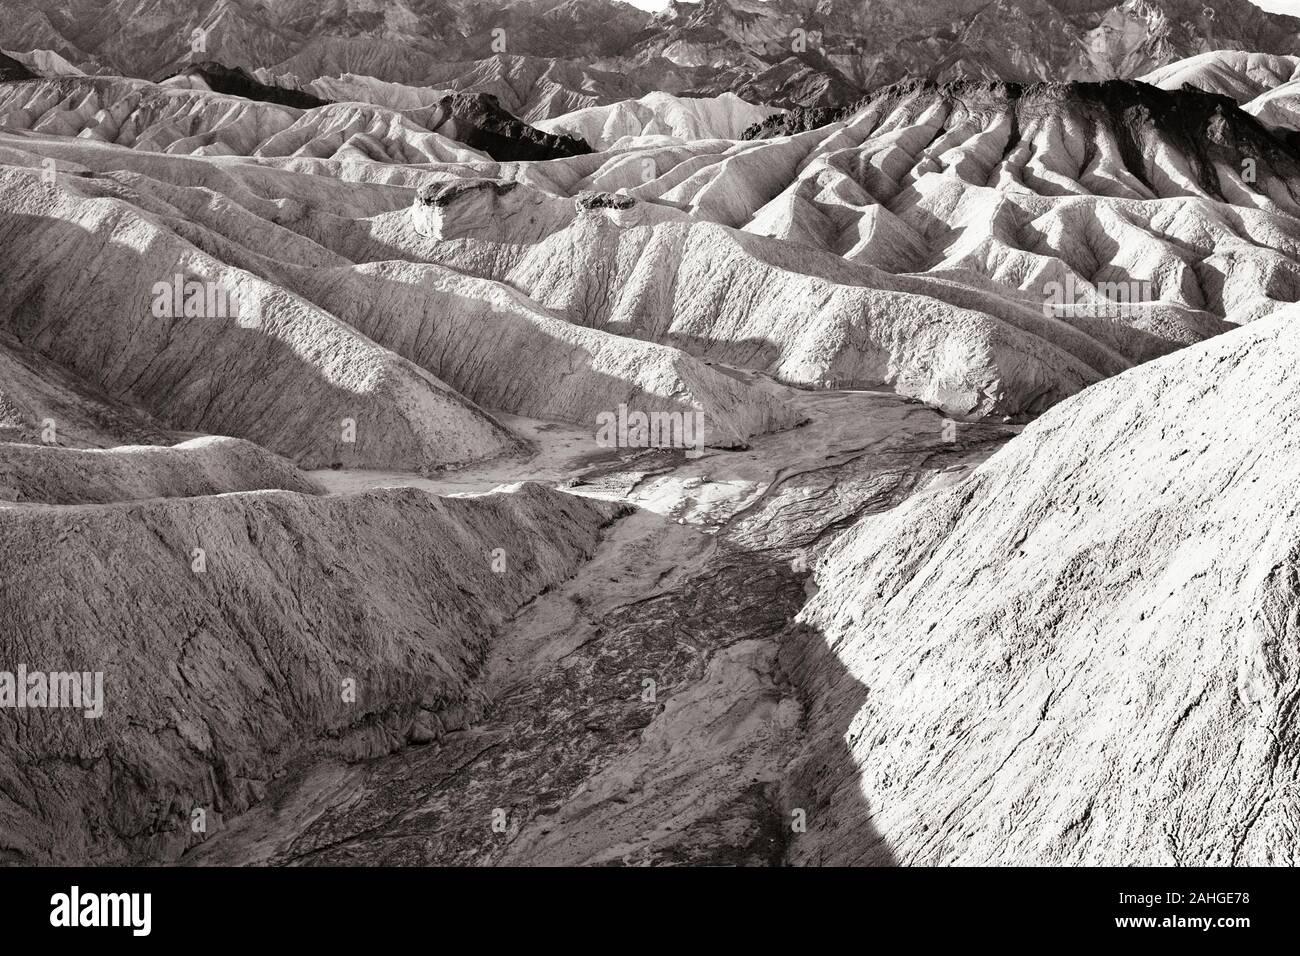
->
[161, 61, 333, 109]
[0, 436, 321, 504]
[0, 482, 625, 864]
[0, 163, 522, 473]
[0, 331, 174, 449]
[0, 50, 37, 81]
[429, 91, 592, 160]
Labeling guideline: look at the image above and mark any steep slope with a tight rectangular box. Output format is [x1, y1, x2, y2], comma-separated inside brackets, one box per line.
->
[0, 161, 523, 473]
[1141, 50, 1300, 102]
[0, 50, 37, 81]
[392, 80, 1297, 416]
[735, 79, 1300, 321]
[167, 66, 595, 160]
[425, 91, 592, 160]
[0, 72, 590, 162]
[13, 74, 1274, 421]
[161, 61, 332, 109]
[0, 126, 798, 448]
[0, 482, 625, 864]
[785, 306, 1300, 866]
[0, 331, 175, 449]
[284, 71, 453, 110]
[1245, 79, 1300, 133]
[0, 47, 82, 77]
[498, 206, 1119, 416]
[283, 55, 648, 123]
[0, 77, 488, 162]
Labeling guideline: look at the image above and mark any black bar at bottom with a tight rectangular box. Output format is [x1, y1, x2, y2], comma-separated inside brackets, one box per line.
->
[0, 866, 1285, 943]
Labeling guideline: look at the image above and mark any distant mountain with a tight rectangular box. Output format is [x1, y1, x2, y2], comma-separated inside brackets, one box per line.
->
[0, 72, 592, 162]
[2, 0, 1298, 109]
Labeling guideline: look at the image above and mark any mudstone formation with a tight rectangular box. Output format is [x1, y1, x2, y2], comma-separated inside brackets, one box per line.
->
[0, 5, 1297, 867]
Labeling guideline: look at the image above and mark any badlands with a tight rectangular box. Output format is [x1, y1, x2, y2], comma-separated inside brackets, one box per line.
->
[1, 34, 1299, 865]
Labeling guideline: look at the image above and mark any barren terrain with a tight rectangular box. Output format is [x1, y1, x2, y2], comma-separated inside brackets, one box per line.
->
[2, 20, 1299, 867]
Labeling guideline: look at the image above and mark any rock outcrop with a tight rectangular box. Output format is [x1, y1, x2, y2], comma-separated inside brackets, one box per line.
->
[161, 61, 332, 109]
[428, 91, 592, 161]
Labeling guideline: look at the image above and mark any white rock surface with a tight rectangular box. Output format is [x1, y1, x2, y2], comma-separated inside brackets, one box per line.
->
[1244, 79, 1300, 132]
[1141, 51, 1300, 103]
[786, 307, 1300, 865]
[535, 91, 781, 149]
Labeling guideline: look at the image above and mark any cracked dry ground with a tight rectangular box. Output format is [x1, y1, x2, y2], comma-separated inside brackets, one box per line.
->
[189, 390, 1017, 866]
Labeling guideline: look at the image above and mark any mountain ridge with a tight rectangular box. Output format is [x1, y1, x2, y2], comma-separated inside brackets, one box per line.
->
[3, 0, 1297, 110]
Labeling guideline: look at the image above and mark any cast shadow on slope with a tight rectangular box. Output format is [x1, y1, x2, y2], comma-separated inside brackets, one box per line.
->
[0, 212, 520, 473]
[779, 615, 897, 866]
[175, 492, 898, 868]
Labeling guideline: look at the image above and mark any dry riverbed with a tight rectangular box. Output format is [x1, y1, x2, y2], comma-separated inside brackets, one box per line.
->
[189, 387, 1015, 865]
